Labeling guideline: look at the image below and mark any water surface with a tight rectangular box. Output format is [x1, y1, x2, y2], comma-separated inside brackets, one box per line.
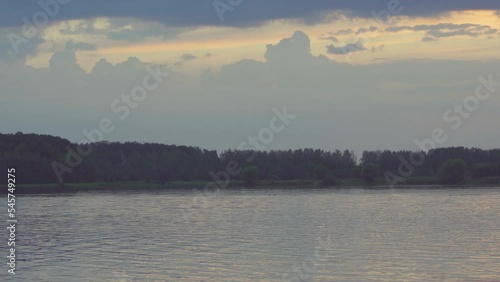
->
[3, 187, 499, 281]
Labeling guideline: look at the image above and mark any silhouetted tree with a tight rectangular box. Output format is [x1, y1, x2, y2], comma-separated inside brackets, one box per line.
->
[242, 166, 259, 186]
[2, 133, 500, 186]
[362, 163, 378, 183]
[471, 163, 497, 178]
[320, 172, 339, 186]
[313, 165, 328, 180]
[439, 159, 466, 185]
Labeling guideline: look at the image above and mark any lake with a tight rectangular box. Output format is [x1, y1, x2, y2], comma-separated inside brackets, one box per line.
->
[3, 187, 499, 281]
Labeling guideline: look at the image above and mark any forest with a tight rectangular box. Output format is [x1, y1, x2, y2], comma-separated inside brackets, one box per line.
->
[1, 132, 500, 185]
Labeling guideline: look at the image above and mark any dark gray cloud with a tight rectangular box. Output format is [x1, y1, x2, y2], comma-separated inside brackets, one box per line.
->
[385, 26, 411, 32]
[326, 41, 367, 55]
[356, 26, 378, 34]
[0, 0, 498, 28]
[385, 22, 498, 41]
[181, 53, 197, 61]
[318, 32, 339, 42]
[319, 36, 338, 42]
[326, 26, 379, 39]
[174, 53, 198, 68]
[335, 29, 353, 35]
[421, 36, 437, 42]
[323, 26, 378, 38]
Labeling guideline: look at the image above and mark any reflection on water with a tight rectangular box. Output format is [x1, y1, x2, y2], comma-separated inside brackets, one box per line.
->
[2, 187, 499, 281]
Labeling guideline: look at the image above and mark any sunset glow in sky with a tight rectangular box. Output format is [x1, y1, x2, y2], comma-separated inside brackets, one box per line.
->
[23, 10, 500, 72]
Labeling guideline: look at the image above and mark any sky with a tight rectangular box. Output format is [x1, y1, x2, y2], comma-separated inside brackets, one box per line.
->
[0, 0, 499, 156]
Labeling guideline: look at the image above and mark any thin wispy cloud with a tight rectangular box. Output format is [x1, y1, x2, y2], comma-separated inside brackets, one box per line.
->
[356, 26, 379, 35]
[326, 41, 367, 55]
[385, 23, 498, 41]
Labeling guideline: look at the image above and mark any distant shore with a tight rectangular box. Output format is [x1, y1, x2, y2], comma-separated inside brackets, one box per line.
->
[4, 176, 500, 194]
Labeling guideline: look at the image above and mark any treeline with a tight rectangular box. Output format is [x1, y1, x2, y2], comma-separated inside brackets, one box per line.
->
[360, 148, 500, 177]
[0, 133, 219, 184]
[1, 132, 500, 185]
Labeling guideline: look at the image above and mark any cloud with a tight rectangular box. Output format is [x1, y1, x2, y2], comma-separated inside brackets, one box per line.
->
[181, 53, 197, 61]
[334, 29, 353, 35]
[1, 30, 499, 153]
[356, 26, 378, 35]
[0, 28, 44, 62]
[319, 36, 338, 42]
[198, 31, 500, 151]
[421, 36, 438, 42]
[318, 32, 339, 42]
[326, 41, 367, 55]
[265, 31, 313, 64]
[371, 45, 385, 52]
[59, 18, 188, 42]
[385, 26, 411, 33]
[173, 53, 198, 68]
[385, 22, 498, 41]
[323, 26, 378, 38]
[1, 0, 499, 29]
[48, 50, 86, 74]
[91, 56, 145, 75]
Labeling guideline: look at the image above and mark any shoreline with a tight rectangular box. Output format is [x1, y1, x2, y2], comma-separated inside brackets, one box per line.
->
[4, 177, 500, 194]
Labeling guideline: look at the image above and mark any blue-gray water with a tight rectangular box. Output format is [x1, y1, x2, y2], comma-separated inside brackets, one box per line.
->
[3, 187, 499, 281]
